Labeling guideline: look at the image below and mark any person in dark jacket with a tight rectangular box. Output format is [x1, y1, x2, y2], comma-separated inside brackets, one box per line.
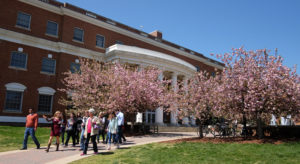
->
[64, 113, 76, 147]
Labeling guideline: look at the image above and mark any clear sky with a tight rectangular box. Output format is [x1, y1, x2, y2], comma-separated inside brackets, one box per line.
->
[58, 0, 300, 73]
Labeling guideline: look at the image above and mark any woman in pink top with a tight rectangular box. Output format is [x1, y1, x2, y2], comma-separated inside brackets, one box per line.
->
[81, 108, 100, 156]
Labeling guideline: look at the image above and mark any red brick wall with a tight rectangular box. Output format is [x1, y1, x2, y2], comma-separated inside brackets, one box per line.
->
[0, 0, 219, 117]
[0, 40, 77, 116]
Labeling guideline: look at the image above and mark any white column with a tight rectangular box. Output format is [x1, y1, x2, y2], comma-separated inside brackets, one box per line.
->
[136, 112, 143, 123]
[182, 77, 190, 126]
[171, 72, 178, 125]
[155, 72, 164, 125]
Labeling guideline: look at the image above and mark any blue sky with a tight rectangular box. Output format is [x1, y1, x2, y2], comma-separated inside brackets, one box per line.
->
[59, 0, 300, 73]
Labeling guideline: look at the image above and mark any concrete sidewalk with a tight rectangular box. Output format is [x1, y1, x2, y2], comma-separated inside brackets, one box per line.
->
[0, 132, 197, 164]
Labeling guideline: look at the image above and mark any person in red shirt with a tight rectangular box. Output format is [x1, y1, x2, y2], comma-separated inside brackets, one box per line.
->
[21, 108, 40, 150]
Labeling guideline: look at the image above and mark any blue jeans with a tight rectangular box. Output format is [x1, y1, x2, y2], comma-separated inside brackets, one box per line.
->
[107, 132, 116, 144]
[116, 126, 123, 144]
[80, 129, 85, 150]
[22, 127, 40, 149]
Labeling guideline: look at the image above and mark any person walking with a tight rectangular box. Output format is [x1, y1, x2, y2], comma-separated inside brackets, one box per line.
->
[106, 112, 118, 150]
[43, 111, 62, 152]
[116, 109, 126, 145]
[65, 113, 77, 147]
[60, 113, 67, 145]
[80, 110, 89, 151]
[81, 108, 100, 156]
[21, 108, 40, 150]
[75, 112, 83, 144]
[97, 112, 106, 143]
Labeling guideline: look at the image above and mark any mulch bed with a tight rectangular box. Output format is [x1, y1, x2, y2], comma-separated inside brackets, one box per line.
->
[161, 137, 300, 144]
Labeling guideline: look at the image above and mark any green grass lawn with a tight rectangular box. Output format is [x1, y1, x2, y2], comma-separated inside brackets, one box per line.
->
[72, 141, 300, 164]
[0, 126, 51, 152]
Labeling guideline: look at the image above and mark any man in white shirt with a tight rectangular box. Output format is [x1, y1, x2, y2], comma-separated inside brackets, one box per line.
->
[116, 110, 126, 145]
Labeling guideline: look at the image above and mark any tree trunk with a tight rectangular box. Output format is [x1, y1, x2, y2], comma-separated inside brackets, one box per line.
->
[242, 114, 248, 139]
[256, 117, 264, 139]
[198, 121, 203, 138]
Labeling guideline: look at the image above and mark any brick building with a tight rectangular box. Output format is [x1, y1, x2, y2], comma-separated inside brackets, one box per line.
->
[0, 0, 223, 125]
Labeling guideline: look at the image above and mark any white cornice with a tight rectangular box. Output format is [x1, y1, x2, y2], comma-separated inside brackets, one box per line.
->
[106, 45, 196, 76]
[18, 0, 224, 70]
[0, 28, 104, 60]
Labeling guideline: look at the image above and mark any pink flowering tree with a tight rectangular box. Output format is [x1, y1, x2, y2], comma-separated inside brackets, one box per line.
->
[107, 64, 165, 114]
[213, 48, 300, 138]
[176, 71, 220, 138]
[59, 59, 112, 112]
[60, 59, 166, 123]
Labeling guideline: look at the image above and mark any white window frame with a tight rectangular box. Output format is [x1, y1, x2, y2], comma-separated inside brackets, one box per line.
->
[16, 11, 31, 30]
[10, 51, 28, 70]
[96, 34, 105, 48]
[41, 57, 56, 75]
[4, 83, 26, 113]
[45, 20, 59, 37]
[37, 87, 55, 114]
[73, 27, 84, 43]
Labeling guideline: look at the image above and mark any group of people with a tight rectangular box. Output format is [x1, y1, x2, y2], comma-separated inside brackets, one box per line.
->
[21, 107, 127, 156]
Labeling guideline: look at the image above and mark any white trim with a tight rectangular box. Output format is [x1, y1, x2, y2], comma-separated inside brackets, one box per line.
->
[106, 44, 196, 76]
[0, 28, 105, 60]
[96, 34, 105, 48]
[0, 116, 50, 124]
[5, 83, 26, 92]
[46, 20, 59, 37]
[16, 11, 32, 30]
[38, 87, 56, 95]
[18, 0, 223, 69]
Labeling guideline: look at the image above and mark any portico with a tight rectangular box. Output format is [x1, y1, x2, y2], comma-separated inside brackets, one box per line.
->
[106, 44, 197, 126]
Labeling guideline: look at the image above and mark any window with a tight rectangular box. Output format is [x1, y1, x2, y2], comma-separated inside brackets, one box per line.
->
[16, 12, 31, 29]
[5, 91, 23, 112]
[10, 52, 27, 69]
[41, 58, 56, 74]
[4, 83, 26, 112]
[96, 34, 105, 48]
[116, 40, 123, 45]
[46, 21, 58, 36]
[38, 94, 53, 113]
[70, 62, 80, 73]
[211, 72, 216, 77]
[73, 27, 84, 42]
[195, 66, 200, 72]
[37, 87, 55, 113]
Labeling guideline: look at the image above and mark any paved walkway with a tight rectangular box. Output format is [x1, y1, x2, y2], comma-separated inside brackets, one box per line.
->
[0, 132, 197, 164]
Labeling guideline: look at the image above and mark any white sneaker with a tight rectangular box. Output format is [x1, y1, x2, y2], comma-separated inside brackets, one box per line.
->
[107, 144, 111, 150]
[116, 144, 120, 149]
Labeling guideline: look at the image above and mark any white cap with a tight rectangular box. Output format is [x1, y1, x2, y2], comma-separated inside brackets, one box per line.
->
[88, 108, 95, 114]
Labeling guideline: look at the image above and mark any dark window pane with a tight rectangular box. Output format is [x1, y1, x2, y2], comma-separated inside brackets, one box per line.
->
[196, 66, 200, 72]
[5, 91, 22, 111]
[46, 21, 58, 36]
[96, 35, 105, 48]
[16, 12, 31, 29]
[10, 52, 27, 68]
[38, 95, 52, 113]
[116, 40, 123, 45]
[41, 58, 56, 74]
[73, 28, 84, 42]
[70, 62, 80, 73]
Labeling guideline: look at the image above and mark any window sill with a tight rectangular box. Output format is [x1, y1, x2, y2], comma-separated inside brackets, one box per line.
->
[95, 46, 105, 50]
[37, 111, 53, 115]
[9, 66, 27, 71]
[40, 71, 55, 76]
[45, 33, 58, 38]
[3, 110, 22, 114]
[15, 25, 31, 31]
[72, 39, 84, 44]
